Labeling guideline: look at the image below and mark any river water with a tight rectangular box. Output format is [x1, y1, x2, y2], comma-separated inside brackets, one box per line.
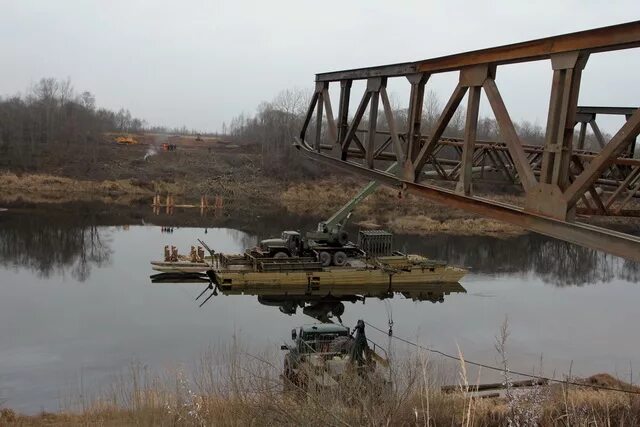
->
[0, 203, 639, 413]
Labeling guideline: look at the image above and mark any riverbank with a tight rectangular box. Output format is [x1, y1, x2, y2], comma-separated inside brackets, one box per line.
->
[0, 172, 527, 237]
[281, 179, 526, 236]
[1, 367, 638, 426]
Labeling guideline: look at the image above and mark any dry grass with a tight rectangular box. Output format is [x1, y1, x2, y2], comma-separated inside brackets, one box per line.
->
[0, 172, 147, 194]
[282, 179, 526, 237]
[0, 172, 179, 205]
[387, 215, 525, 236]
[3, 345, 639, 427]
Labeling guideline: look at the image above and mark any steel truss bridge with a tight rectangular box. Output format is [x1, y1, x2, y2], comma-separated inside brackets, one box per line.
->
[295, 21, 640, 262]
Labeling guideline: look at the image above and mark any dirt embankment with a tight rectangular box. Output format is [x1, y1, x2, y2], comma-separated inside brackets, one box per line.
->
[3, 133, 639, 237]
[0, 173, 157, 204]
[0, 135, 276, 205]
[0, 171, 525, 237]
[0, 134, 523, 236]
[281, 179, 526, 236]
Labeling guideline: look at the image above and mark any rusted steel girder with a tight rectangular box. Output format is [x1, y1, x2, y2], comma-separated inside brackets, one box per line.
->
[295, 143, 640, 263]
[339, 134, 640, 208]
[316, 21, 640, 81]
[298, 21, 640, 261]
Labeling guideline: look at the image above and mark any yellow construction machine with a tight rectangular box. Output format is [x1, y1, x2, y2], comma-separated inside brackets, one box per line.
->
[114, 135, 138, 145]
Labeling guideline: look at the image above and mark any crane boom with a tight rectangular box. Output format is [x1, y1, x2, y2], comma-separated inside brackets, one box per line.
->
[306, 163, 398, 243]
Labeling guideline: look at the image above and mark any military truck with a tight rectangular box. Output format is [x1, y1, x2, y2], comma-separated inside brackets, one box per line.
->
[255, 163, 399, 267]
[254, 230, 362, 267]
[281, 320, 389, 390]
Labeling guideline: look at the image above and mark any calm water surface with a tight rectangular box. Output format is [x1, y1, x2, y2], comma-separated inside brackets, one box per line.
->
[0, 205, 639, 413]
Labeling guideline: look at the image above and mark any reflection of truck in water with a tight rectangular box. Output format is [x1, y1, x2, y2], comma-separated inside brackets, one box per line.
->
[281, 320, 390, 390]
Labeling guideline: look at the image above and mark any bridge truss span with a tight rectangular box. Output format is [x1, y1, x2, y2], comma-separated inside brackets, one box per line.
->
[296, 21, 640, 262]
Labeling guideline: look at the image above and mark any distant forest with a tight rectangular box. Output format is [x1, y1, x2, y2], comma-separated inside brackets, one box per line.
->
[0, 78, 146, 144]
[0, 78, 148, 170]
[0, 78, 216, 171]
[0, 78, 609, 177]
[227, 87, 609, 177]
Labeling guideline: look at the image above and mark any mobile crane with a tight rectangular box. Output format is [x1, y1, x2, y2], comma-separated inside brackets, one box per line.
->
[255, 163, 399, 266]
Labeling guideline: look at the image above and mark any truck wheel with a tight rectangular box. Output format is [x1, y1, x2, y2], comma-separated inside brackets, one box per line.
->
[273, 251, 289, 259]
[333, 251, 347, 266]
[318, 251, 332, 267]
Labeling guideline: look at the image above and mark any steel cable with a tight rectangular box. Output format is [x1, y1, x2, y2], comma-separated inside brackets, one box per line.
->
[364, 321, 640, 396]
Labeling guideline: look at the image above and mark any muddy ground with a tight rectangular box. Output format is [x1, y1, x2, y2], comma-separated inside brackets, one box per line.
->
[1, 134, 638, 237]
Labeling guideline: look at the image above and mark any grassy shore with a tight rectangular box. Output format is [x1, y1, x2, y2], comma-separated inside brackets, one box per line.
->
[0, 171, 527, 237]
[2, 351, 638, 426]
[281, 179, 526, 237]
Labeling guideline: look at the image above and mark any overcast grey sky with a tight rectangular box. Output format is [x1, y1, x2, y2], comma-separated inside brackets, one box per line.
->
[1, 0, 638, 133]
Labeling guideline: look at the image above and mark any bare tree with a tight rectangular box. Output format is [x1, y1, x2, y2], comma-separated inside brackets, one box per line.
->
[422, 90, 441, 133]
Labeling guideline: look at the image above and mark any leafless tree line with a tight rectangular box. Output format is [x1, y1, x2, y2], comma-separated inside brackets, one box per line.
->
[0, 77, 145, 170]
[226, 88, 608, 177]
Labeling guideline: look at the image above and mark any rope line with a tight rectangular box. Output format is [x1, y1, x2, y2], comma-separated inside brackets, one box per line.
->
[364, 321, 640, 396]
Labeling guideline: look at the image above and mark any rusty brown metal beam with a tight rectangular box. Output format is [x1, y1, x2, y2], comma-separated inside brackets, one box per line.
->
[413, 84, 468, 178]
[295, 140, 640, 263]
[354, 130, 640, 167]
[380, 86, 405, 162]
[341, 91, 370, 157]
[483, 78, 537, 192]
[606, 166, 640, 208]
[406, 73, 429, 163]
[457, 85, 481, 195]
[577, 106, 637, 116]
[301, 22, 640, 260]
[316, 21, 640, 81]
[566, 108, 640, 207]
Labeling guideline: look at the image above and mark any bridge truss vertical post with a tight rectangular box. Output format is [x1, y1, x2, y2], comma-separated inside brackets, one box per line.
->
[528, 52, 589, 220]
[456, 65, 492, 195]
[366, 78, 382, 168]
[404, 73, 429, 180]
[334, 80, 352, 157]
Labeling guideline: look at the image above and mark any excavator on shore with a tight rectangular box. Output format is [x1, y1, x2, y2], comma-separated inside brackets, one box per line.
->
[114, 134, 138, 145]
